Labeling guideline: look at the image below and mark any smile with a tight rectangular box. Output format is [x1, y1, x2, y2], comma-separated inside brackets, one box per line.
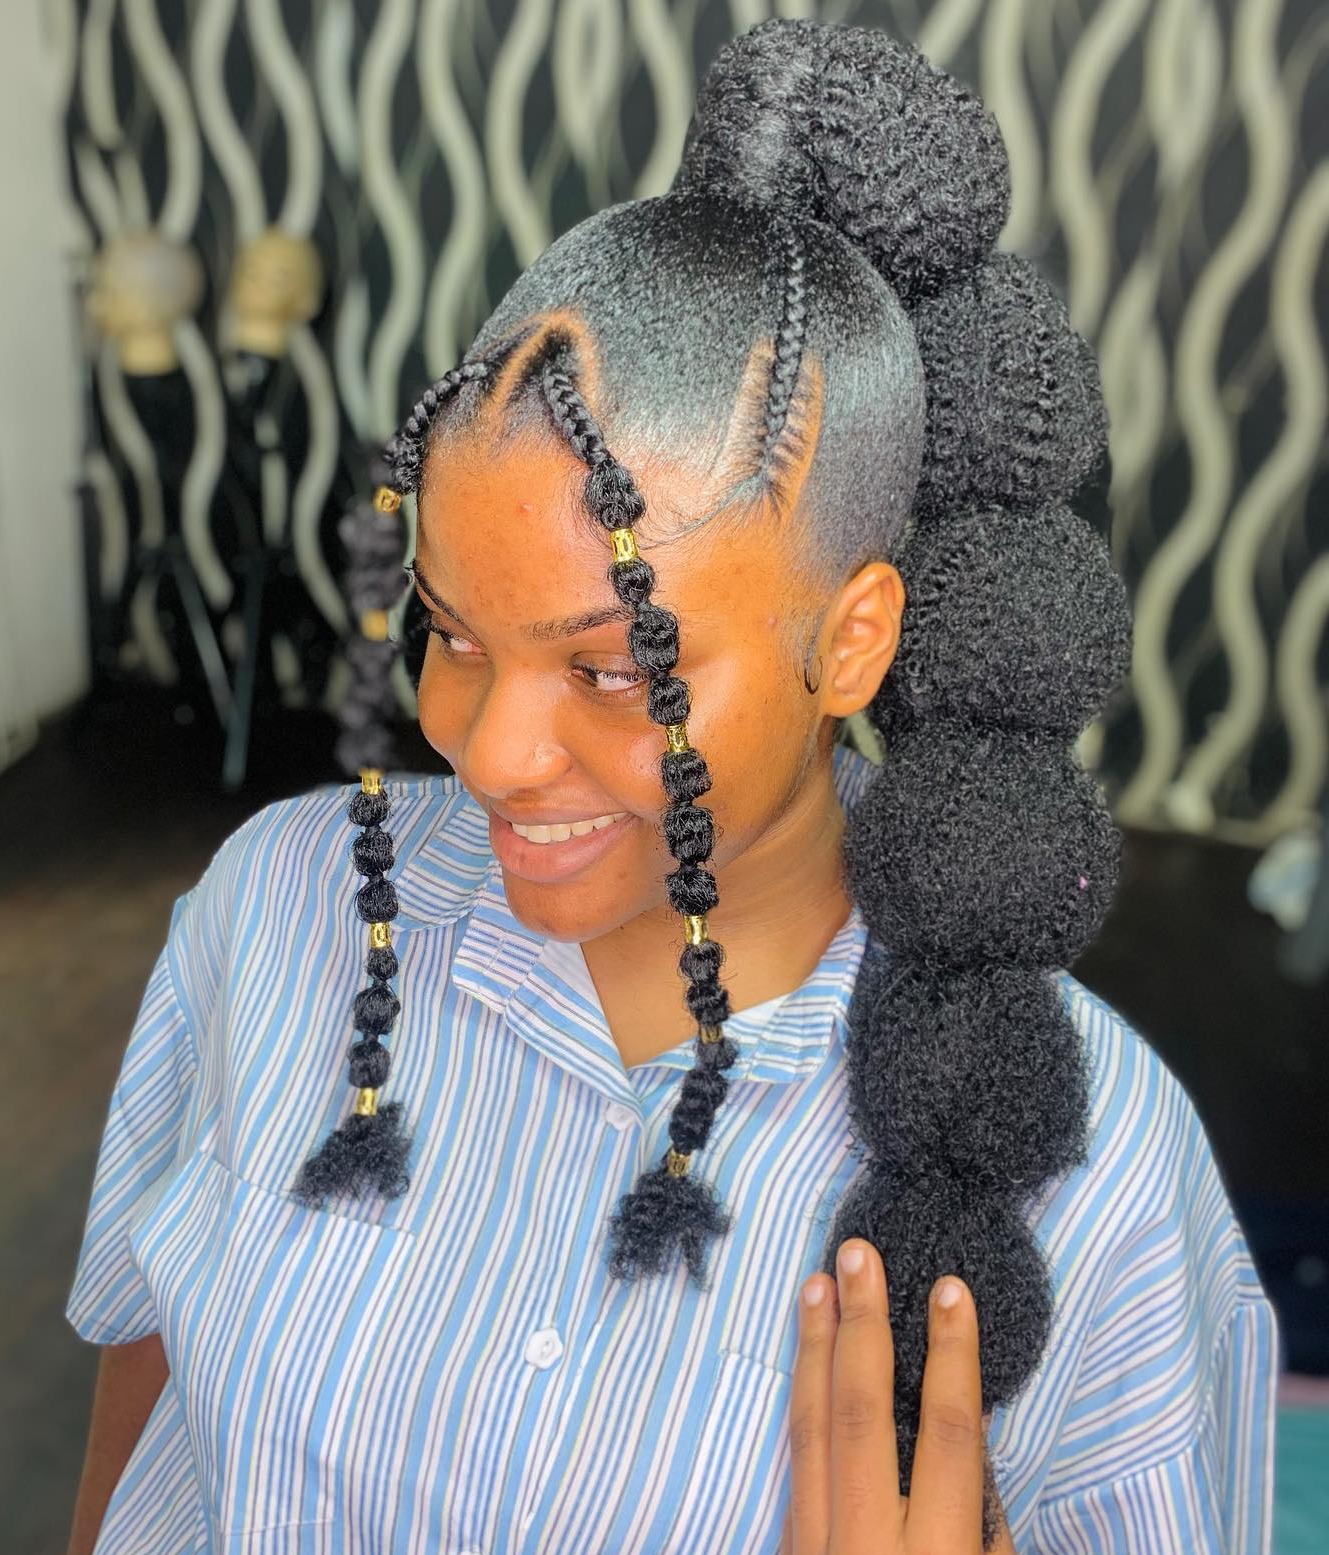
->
[489, 809, 634, 883]
[509, 812, 628, 844]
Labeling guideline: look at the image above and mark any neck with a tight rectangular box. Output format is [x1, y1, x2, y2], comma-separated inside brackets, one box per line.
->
[581, 754, 853, 1069]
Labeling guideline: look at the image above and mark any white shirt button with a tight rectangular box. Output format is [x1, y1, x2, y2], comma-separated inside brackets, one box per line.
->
[604, 1101, 638, 1130]
[524, 1326, 563, 1368]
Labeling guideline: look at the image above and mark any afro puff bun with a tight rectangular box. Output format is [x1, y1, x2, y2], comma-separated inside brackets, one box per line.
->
[673, 19, 1010, 302]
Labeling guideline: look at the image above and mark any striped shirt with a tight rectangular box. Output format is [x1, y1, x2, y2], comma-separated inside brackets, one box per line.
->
[66, 742, 1278, 1554]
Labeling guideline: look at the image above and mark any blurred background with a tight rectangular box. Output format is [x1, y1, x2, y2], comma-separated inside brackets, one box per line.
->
[0, 1, 1325, 1551]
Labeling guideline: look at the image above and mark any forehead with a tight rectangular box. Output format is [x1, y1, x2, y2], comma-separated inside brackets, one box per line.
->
[414, 428, 801, 626]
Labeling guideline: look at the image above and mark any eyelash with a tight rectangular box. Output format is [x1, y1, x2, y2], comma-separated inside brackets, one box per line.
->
[421, 620, 649, 696]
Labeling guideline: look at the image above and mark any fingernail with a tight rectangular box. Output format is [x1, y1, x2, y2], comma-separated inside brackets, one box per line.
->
[803, 1279, 826, 1307]
[838, 1242, 865, 1276]
[935, 1277, 962, 1310]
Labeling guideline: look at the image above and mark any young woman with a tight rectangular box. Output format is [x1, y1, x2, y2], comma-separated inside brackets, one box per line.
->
[65, 20, 1276, 1555]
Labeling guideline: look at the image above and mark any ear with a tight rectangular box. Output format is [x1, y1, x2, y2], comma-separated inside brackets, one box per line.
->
[819, 561, 905, 717]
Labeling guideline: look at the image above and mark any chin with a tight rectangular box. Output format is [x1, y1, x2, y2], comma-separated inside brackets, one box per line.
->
[499, 873, 634, 943]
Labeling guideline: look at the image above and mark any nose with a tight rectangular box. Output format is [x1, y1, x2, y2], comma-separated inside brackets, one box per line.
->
[455, 668, 573, 799]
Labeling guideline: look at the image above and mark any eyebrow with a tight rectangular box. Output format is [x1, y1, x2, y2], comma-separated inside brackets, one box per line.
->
[407, 558, 635, 643]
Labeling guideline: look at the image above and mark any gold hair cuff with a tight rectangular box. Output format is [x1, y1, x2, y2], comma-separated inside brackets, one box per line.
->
[360, 769, 384, 794]
[683, 914, 709, 946]
[609, 527, 639, 564]
[665, 1146, 691, 1178]
[361, 609, 390, 642]
[373, 485, 402, 512]
[354, 1087, 379, 1116]
[699, 1024, 723, 1044]
[664, 723, 690, 754]
[369, 922, 392, 951]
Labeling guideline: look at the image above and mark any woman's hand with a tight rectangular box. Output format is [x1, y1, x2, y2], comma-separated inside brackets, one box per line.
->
[778, 1238, 1015, 1555]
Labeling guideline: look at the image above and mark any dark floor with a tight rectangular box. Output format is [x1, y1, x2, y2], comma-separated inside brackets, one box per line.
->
[4, 689, 1327, 1554]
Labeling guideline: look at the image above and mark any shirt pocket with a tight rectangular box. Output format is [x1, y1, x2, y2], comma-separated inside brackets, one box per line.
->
[656, 1347, 793, 1554]
[128, 1145, 417, 1540]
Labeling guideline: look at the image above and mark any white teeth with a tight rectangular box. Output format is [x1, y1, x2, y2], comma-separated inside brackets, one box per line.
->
[511, 811, 627, 844]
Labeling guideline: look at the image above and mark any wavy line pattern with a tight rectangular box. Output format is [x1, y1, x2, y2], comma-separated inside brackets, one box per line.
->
[1174, 168, 1329, 814]
[79, 0, 122, 151]
[360, 0, 426, 436]
[287, 323, 349, 633]
[314, 0, 360, 176]
[485, 0, 555, 265]
[420, 0, 489, 372]
[1118, 0, 1296, 827]
[192, 0, 266, 243]
[56, 0, 1327, 840]
[122, 0, 202, 241]
[173, 319, 233, 609]
[247, 0, 323, 237]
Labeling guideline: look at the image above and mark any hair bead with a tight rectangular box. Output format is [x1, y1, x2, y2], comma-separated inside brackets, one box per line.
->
[665, 722, 690, 754]
[699, 1024, 724, 1043]
[361, 609, 390, 642]
[361, 769, 384, 795]
[373, 485, 402, 512]
[354, 1088, 380, 1116]
[369, 922, 392, 950]
[610, 527, 639, 563]
[684, 914, 709, 945]
[666, 1147, 692, 1177]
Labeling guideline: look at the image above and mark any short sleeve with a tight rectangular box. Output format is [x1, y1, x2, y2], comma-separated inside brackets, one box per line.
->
[65, 891, 199, 1345]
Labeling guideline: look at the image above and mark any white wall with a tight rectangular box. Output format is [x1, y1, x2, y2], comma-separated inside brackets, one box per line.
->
[0, 1, 87, 770]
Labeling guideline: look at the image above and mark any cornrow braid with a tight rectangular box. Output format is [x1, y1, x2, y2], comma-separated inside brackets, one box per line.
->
[291, 361, 498, 1208]
[536, 346, 742, 1288]
[385, 358, 497, 495]
[759, 221, 808, 470]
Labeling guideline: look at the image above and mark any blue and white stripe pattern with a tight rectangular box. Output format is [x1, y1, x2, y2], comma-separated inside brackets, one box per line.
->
[67, 743, 1277, 1553]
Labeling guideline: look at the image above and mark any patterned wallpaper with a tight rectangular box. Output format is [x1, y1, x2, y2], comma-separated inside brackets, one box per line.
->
[49, 0, 1328, 841]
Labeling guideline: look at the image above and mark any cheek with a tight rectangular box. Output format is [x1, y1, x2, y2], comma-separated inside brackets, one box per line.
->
[617, 668, 795, 840]
[686, 662, 803, 848]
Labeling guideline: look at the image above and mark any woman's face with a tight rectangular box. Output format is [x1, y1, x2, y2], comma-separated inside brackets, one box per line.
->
[412, 425, 898, 943]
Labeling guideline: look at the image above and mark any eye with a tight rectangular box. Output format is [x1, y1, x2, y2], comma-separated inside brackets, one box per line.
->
[422, 624, 641, 692]
[572, 661, 649, 695]
[424, 620, 484, 659]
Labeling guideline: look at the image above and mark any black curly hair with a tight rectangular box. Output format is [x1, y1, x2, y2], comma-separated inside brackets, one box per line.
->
[292, 19, 1133, 1543]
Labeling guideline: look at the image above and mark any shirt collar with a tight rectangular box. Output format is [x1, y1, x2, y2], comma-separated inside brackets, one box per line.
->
[393, 740, 880, 1099]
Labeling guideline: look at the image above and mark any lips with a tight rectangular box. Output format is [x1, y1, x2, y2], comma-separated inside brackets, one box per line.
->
[489, 808, 635, 884]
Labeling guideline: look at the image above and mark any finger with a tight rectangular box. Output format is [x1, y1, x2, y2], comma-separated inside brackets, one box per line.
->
[906, 1276, 984, 1551]
[828, 1238, 901, 1554]
[786, 1270, 838, 1555]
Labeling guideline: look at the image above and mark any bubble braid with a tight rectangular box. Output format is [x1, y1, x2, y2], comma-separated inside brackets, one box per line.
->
[292, 365, 495, 1209]
[291, 20, 1134, 1546]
